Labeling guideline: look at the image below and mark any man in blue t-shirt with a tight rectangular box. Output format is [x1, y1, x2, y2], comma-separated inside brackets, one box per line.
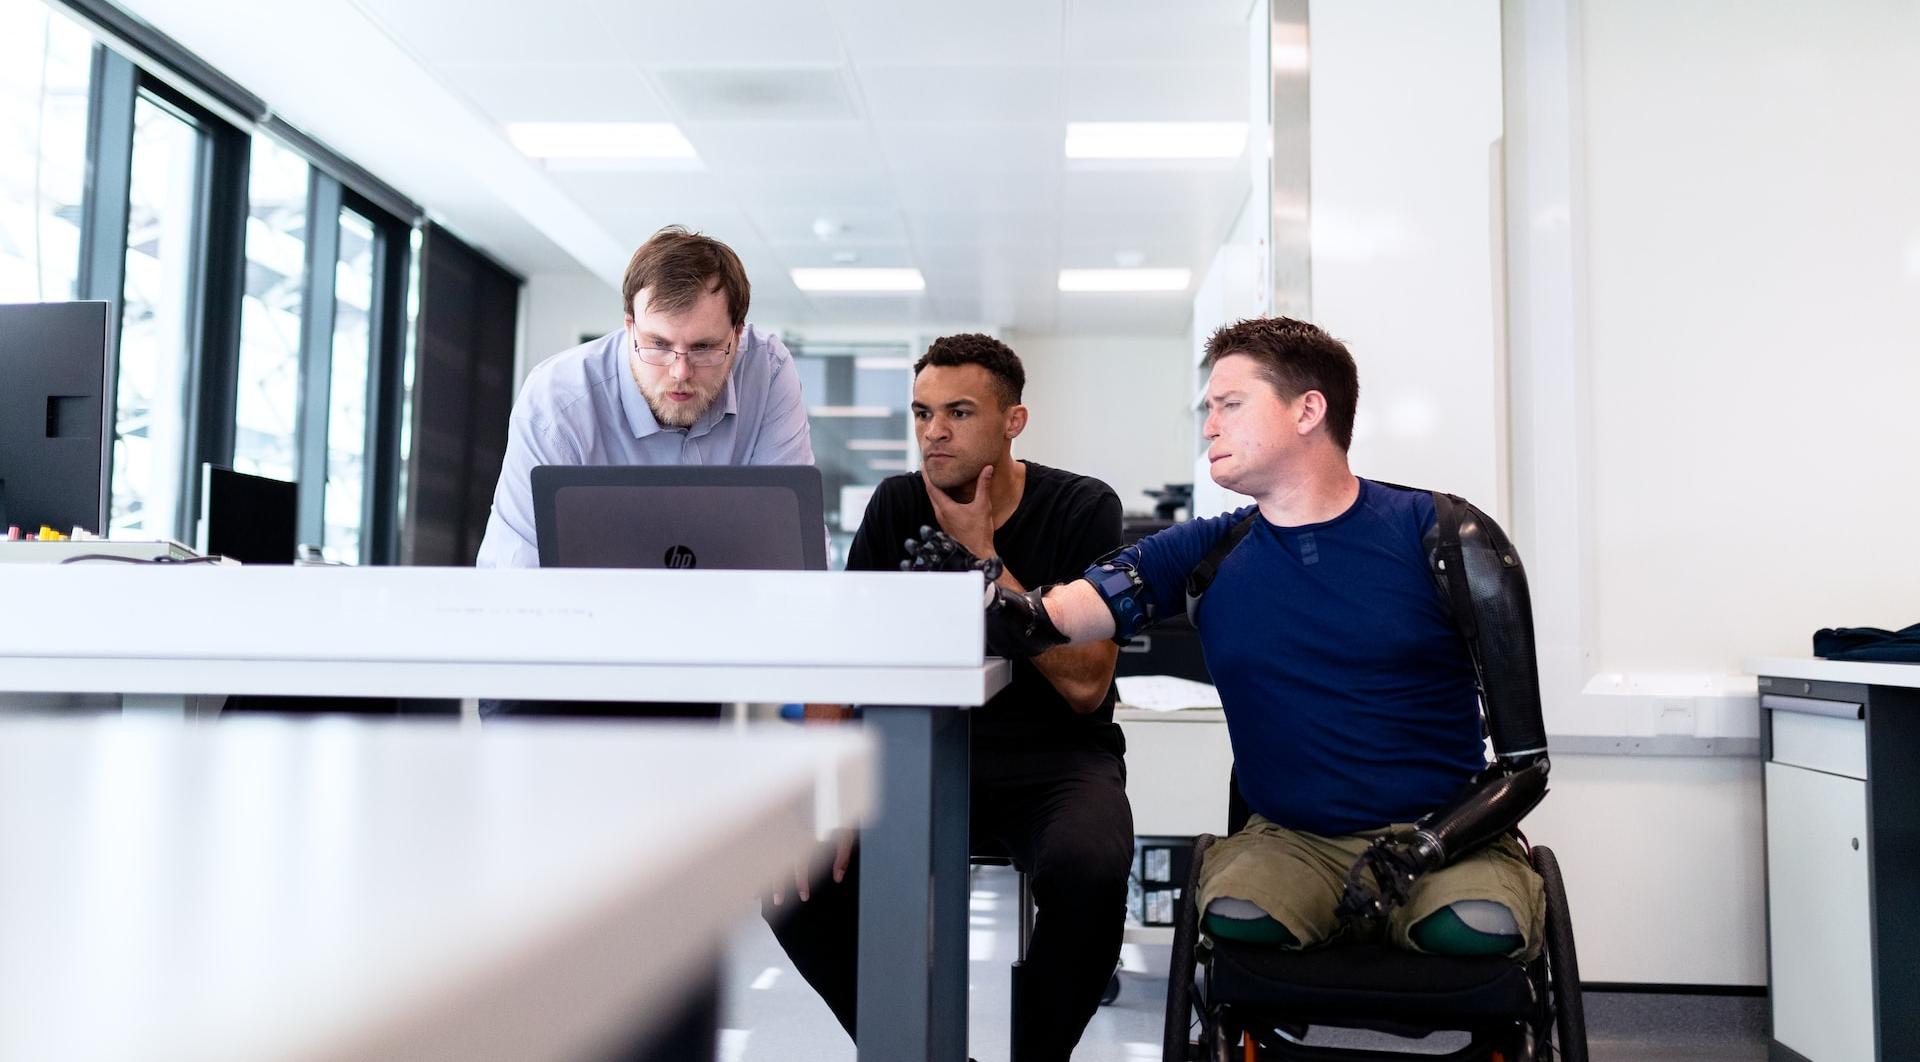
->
[958, 317, 1548, 959]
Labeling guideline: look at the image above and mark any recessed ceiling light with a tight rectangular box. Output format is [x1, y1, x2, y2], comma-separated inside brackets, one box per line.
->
[1058, 268, 1193, 293]
[791, 268, 926, 294]
[1064, 122, 1248, 160]
[505, 122, 696, 160]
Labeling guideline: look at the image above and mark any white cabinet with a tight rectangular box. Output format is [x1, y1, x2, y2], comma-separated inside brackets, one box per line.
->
[1117, 709, 1234, 837]
[1765, 760, 1874, 1062]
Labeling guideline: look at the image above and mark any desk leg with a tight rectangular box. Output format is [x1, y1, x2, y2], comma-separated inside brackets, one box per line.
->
[858, 705, 970, 1062]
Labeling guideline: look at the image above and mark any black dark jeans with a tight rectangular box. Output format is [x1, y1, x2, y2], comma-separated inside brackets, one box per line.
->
[764, 739, 1134, 1062]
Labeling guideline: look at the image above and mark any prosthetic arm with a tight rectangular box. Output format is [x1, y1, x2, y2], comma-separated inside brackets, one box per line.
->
[1336, 494, 1552, 923]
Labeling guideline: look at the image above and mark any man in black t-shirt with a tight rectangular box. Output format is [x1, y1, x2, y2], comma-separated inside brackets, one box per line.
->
[763, 334, 1134, 1062]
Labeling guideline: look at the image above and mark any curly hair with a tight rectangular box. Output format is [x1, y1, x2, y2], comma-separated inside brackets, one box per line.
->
[1202, 316, 1359, 451]
[913, 333, 1025, 408]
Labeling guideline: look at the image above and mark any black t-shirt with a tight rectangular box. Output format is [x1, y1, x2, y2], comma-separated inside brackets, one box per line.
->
[847, 461, 1126, 753]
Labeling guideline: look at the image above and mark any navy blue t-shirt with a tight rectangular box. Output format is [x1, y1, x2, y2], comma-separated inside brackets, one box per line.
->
[1126, 478, 1485, 835]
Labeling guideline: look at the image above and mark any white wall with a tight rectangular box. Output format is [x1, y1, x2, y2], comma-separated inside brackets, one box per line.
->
[518, 271, 622, 388]
[1500, 0, 1920, 987]
[1009, 333, 1192, 517]
[1580, 1, 1920, 675]
[1308, 0, 1507, 515]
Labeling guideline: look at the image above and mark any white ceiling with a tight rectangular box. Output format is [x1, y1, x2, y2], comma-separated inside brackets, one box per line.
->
[127, 0, 1260, 335]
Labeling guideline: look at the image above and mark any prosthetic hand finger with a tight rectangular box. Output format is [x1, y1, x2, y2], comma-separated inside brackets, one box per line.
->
[901, 527, 1004, 580]
[1336, 835, 1425, 923]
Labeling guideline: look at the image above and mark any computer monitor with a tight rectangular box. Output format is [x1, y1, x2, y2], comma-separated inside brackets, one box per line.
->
[200, 464, 298, 564]
[531, 464, 828, 571]
[0, 301, 112, 536]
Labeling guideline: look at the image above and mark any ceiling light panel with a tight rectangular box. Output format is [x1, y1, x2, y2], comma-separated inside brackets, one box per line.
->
[1058, 268, 1192, 293]
[791, 268, 927, 293]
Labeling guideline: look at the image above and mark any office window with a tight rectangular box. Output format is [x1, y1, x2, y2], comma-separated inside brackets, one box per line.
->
[0, 0, 93, 302]
[790, 339, 915, 568]
[321, 206, 375, 561]
[109, 93, 202, 536]
[231, 136, 309, 482]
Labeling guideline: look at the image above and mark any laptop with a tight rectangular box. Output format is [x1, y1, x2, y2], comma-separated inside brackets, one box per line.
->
[531, 464, 828, 571]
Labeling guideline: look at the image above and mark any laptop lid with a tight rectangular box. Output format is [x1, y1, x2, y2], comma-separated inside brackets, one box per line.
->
[531, 464, 828, 571]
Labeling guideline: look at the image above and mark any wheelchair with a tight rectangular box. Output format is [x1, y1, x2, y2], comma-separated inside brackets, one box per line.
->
[1161, 779, 1587, 1061]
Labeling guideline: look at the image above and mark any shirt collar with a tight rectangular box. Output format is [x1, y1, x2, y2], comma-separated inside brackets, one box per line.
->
[615, 325, 743, 442]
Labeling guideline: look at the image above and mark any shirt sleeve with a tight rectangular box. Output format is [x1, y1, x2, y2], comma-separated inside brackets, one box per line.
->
[1114, 504, 1256, 625]
[474, 392, 581, 569]
[1056, 482, 1125, 578]
[748, 334, 816, 466]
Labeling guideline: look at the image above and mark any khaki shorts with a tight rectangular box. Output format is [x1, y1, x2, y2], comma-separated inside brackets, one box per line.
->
[1196, 814, 1546, 960]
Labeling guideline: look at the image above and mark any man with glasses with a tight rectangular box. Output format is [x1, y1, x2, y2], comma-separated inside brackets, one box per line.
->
[476, 224, 814, 569]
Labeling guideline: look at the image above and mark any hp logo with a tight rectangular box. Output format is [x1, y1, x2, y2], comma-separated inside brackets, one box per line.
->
[664, 545, 698, 569]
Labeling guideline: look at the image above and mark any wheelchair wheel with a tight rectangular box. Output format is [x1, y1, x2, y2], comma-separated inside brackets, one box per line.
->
[1531, 846, 1587, 1062]
[1163, 834, 1216, 1062]
[1102, 968, 1122, 1005]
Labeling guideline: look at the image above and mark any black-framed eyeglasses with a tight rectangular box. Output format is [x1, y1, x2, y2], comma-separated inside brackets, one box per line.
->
[632, 337, 734, 368]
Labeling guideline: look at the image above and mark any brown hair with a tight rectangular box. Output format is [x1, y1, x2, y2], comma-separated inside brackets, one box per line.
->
[620, 225, 750, 327]
[914, 333, 1025, 407]
[1202, 316, 1360, 451]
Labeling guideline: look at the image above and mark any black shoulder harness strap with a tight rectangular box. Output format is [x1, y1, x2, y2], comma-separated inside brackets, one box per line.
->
[1184, 511, 1259, 625]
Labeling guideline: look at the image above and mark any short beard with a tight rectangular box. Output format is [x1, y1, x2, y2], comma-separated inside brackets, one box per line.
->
[645, 385, 715, 428]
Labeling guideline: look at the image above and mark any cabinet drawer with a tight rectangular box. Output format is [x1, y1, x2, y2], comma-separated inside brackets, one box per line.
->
[1769, 707, 1866, 781]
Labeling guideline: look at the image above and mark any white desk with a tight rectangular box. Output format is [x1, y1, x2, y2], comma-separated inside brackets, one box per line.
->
[1747, 656, 1919, 1062]
[0, 566, 1010, 1062]
[0, 715, 872, 1062]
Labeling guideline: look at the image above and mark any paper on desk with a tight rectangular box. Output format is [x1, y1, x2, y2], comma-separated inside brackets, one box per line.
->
[1115, 675, 1223, 712]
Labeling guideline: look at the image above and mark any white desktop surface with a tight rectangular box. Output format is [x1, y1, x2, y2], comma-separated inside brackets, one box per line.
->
[1746, 656, 1920, 689]
[0, 566, 1007, 705]
[0, 716, 874, 1062]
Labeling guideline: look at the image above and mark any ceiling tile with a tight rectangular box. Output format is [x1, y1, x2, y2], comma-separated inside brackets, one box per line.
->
[877, 122, 1063, 174]
[906, 209, 1057, 247]
[891, 167, 1061, 212]
[548, 170, 737, 214]
[358, 0, 608, 66]
[750, 207, 910, 245]
[1065, 0, 1250, 65]
[1062, 165, 1253, 217]
[856, 65, 1063, 123]
[438, 63, 672, 122]
[832, 0, 1067, 67]
[682, 122, 886, 172]
[1065, 62, 1246, 121]
[605, 1, 845, 66]
[655, 67, 861, 122]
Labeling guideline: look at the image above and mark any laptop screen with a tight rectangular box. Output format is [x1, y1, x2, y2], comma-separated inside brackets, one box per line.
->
[531, 465, 828, 571]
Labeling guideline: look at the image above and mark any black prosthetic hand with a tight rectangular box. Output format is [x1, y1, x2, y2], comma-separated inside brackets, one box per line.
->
[901, 525, 1002, 579]
[1335, 829, 1441, 923]
[902, 527, 1068, 658]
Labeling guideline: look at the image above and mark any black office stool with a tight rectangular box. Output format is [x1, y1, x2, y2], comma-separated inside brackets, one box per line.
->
[970, 850, 1037, 1062]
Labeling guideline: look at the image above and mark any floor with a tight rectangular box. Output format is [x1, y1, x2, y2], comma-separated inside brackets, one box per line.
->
[718, 864, 1768, 1061]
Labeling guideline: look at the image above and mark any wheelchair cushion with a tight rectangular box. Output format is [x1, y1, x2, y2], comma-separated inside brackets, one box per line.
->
[1208, 939, 1534, 1028]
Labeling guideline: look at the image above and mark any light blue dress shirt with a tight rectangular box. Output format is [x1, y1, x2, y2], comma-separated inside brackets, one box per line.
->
[475, 324, 815, 568]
